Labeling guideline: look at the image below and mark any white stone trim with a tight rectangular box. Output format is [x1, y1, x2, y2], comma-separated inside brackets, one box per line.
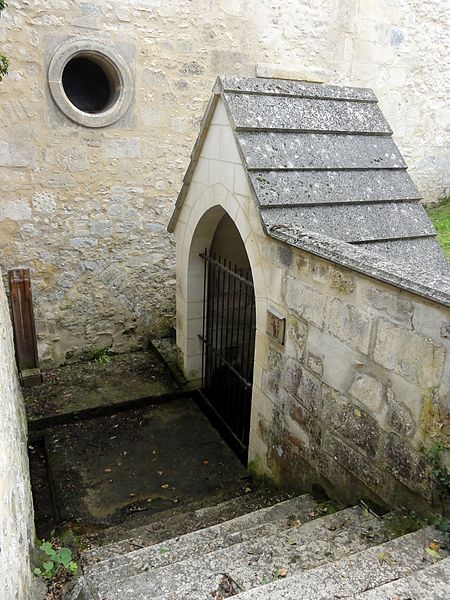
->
[48, 38, 134, 128]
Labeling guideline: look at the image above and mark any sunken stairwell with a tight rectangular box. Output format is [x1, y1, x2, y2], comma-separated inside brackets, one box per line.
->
[66, 492, 450, 599]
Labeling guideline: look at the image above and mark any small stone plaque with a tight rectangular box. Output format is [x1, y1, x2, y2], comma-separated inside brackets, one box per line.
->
[266, 309, 286, 345]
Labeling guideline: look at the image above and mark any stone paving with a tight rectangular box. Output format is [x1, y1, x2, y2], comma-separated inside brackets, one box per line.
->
[24, 350, 177, 429]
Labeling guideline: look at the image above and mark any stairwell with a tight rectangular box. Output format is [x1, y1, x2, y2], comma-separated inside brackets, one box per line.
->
[66, 492, 450, 599]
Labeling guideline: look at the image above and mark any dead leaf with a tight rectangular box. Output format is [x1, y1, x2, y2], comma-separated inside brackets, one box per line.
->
[377, 551, 397, 565]
[161, 483, 169, 489]
[429, 541, 440, 551]
[203, 460, 209, 465]
[156, 470, 164, 476]
[425, 546, 440, 559]
[354, 409, 362, 417]
[104, 468, 112, 473]
[278, 568, 288, 577]
[129, 492, 135, 497]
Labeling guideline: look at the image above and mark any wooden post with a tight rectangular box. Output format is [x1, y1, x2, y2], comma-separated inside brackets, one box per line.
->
[7, 268, 42, 386]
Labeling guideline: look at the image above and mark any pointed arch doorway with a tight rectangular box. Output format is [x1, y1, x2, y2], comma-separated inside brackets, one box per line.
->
[198, 214, 256, 462]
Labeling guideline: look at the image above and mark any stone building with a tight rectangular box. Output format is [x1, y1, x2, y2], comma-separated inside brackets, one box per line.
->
[0, 0, 449, 366]
[170, 76, 450, 512]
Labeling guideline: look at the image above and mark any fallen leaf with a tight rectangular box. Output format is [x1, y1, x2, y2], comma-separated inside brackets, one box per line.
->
[203, 460, 209, 465]
[377, 551, 397, 565]
[244, 486, 252, 493]
[156, 470, 164, 476]
[354, 409, 362, 417]
[129, 492, 135, 497]
[278, 568, 288, 577]
[294, 519, 302, 527]
[425, 547, 440, 559]
[161, 483, 169, 489]
[287, 538, 297, 545]
[104, 468, 112, 473]
[429, 541, 440, 551]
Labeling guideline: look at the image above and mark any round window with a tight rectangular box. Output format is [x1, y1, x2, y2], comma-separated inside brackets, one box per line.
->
[48, 39, 134, 128]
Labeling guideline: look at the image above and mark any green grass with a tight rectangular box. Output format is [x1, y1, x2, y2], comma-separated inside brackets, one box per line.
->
[426, 198, 450, 260]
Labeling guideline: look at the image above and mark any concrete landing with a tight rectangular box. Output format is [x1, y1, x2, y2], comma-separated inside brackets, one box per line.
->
[46, 397, 248, 527]
[24, 350, 178, 429]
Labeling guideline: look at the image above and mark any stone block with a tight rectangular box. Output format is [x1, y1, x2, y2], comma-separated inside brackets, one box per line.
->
[284, 277, 328, 329]
[322, 386, 381, 458]
[322, 430, 387, 492]
[90, 221, 113, 237]
[281, 356, 302, 396]
[104, 138, 141, 159]
[307, 352, 323, 376]
[289, 397, 317, 441]
[261, 345, 283, 399]
[0, 198, 31, 221]
[0, 140, 35, 167]
[383, 433, 431, 499]
[365, 286, 413, 327]
[32, 191, 56, 213]
[296, 367, 322, 416]
[328, 298, 372, 354]
[329, 268, 355, 294]
[306, 326, 360, 395]
[62, 146, 87, 171]
[412, 301, 450, 345]
[285, 315, 308, 363]
[200, 125, 221, 160]
[373, 319, 446, 386]
[220, 125, 241, 163]
[348, 373, 384, 414]
[385, 388, 416, 438]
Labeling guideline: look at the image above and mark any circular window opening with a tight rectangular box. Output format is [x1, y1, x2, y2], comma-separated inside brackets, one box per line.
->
[62, 56, 114, 114]
[48, 39, 134, 128]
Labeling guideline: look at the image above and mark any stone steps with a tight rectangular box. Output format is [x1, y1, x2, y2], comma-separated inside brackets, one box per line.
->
[92, 505, 390, 599]
[81, 494, 319, 595]
[82, 489, 294, 565]
[233, 526, 449, 600]
[353, 556, 450, 599]
[67, 495, 450, 600]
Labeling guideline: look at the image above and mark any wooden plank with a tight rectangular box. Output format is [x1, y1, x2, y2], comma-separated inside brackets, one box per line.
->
[8, 268, 42, 385]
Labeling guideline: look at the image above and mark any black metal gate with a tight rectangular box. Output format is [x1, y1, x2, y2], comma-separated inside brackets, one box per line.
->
[198, 250, 256, 461]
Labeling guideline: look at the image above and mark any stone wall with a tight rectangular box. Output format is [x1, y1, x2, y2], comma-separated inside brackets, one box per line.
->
[251, 247, 450, 513]
[0, 0, 448, 366]
[0, 280, 37, 599]
[174, 100, 450, 513]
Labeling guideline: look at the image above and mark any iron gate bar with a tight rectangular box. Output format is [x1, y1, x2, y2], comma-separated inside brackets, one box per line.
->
[197, 336, 253, 388]
[198, 249, 256, 460]
[196, 389, 248, 454]
[199, 253, 254, 287]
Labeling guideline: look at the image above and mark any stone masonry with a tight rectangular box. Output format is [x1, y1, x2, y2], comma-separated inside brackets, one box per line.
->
[0, 280, 38, 599]
[172, 97, 450, 512]
[0, 0, 449, 365]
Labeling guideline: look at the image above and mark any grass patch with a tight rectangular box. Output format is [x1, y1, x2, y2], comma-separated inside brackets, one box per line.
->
[426, 198, 450, 260]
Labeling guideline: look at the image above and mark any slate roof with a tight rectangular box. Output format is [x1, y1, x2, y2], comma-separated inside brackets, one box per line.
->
[169, 76, 450, 304]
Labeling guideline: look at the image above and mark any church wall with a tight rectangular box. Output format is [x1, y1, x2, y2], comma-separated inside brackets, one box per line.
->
[0, 0, 448, 365]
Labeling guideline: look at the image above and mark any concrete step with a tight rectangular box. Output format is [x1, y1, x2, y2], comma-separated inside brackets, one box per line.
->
[232, 526, 449, 600]
[353, 556, 450, 599]
[81, 494, 320, 596]
[82, 489, 295, 567]
[95, 505, 390, 599]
